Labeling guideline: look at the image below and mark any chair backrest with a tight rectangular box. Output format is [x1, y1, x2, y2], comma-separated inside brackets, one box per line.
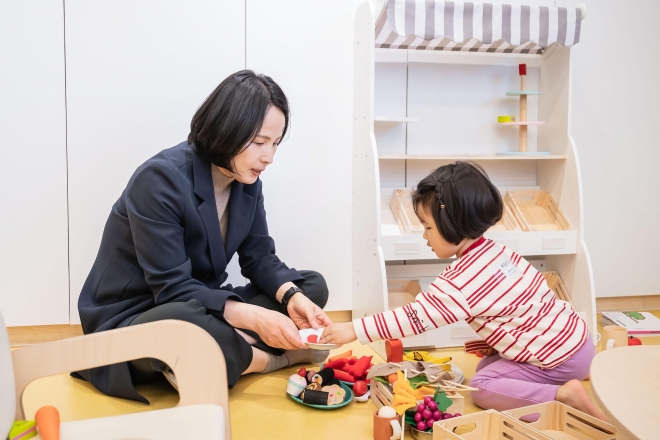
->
[0, 311, 16, 439]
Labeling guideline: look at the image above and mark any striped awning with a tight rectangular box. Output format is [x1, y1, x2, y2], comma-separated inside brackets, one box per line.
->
[376, 0, 582, 54]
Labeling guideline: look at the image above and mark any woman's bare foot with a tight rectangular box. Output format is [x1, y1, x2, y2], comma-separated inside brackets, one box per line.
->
[556, 379, 610, 422]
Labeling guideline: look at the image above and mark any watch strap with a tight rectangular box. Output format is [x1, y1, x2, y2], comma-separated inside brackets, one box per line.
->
[281, 286, 303, 307]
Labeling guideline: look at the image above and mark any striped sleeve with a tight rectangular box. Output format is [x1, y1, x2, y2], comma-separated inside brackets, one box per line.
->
[353, 276, 472, 344]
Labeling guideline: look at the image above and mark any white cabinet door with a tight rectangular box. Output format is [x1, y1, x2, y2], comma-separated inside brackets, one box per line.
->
[245, 0, 365, 311]
[66, 0, 246, 323]
[0, 1, 69, 326]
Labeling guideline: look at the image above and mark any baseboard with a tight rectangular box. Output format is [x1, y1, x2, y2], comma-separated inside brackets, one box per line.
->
[8, 324, 83, 347]
[596, 295, 660, 312]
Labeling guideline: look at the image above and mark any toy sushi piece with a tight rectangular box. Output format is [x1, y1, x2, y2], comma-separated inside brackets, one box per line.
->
[302, 389, 330, 405]
[287, 373, 308, 397]
[8, 421, 37, 440]
[35, 406, 60, 440]
[316, 368, 335, 386]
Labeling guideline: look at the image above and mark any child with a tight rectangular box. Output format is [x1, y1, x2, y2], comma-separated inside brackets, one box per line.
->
[321, 162, 607, 421]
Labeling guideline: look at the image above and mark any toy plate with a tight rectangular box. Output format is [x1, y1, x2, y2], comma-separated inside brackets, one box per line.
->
[339, 380, 370, 389]
[450, 364, 465, 384]
[287, 382, 353, 409]
[299, 328, 341, 350]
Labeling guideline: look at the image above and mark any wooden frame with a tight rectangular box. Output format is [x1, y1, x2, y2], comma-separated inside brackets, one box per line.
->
[390, 189, 424, 235]
[505, 190, 571, 232]
[433, 410, 547, 440]
[387, 279, 422, 310]
[541, 271, 573, 306]
[11, 320, 232, 440]
[489, 203, 521, 232]
[504, 401, 616, 440]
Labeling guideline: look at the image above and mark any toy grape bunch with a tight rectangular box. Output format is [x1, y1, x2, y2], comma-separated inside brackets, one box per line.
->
[497, 63, 549, 156]
[408, 390, 461, 435]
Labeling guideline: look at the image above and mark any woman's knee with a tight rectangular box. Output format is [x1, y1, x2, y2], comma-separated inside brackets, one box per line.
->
[299, 270, 329, 308]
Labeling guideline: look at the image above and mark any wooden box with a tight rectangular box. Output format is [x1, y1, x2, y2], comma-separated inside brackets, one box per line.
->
[390, 189, 424, 234]
[504, 190, 571, 232]
[370, 379, 464, 415]
[541, 272, 573, 306]
[504, 401, 616, 440]
[488, 203, 522, 232]
[387, 279, 421, 310]
[433, 410, 547, 440]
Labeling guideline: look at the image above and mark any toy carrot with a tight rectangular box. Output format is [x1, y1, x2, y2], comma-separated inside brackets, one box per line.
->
[341, 363, 352, 373]
[328, 350, 352, 363]
[35, 406, 59, 440]
[347, 356, 358, 365]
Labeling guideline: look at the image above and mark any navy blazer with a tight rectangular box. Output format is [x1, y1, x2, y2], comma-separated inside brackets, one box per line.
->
[75, 141, 302, 401]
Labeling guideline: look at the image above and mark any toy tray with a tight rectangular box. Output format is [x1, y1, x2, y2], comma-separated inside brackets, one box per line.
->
[390, 189, 424, 235]
[433, 410, 547, 439]
[287, 382, 353, 410]
[504, 190, 571, 232]
[504, 401, 616, 440]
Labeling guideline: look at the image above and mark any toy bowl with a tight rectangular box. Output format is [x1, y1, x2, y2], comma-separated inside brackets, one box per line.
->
[410, 426, 434, 439]
[287, 382, 353, 410]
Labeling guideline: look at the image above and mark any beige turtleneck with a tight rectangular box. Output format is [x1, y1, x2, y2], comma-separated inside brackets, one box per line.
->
[211, 165, 235, 247]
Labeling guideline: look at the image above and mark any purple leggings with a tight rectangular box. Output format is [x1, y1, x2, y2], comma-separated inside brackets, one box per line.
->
[469, 338, 595, 411]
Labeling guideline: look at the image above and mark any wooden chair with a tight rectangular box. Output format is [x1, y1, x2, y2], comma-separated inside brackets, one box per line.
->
[0, 311, 232, 440]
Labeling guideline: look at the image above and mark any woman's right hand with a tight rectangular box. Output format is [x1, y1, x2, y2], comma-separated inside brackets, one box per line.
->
[253, 308, 307, 350]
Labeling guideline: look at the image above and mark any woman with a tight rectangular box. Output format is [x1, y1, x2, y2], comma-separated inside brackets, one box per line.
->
[75, 70, 332, 403]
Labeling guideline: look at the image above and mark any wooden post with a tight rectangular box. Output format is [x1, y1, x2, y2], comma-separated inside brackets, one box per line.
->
[519, 66, 527, 152]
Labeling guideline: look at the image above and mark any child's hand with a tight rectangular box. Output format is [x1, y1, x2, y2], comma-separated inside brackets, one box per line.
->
[477, 347, 498, 357]
[320, 322, 357, 345]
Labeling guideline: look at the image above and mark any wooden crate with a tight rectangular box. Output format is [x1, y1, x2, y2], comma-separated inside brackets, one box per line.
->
[488, 203, 522, 232]
[370, 379, 464, 415]
[541, 272, 573, 306]
[504, 190, 571, 232]
[390, 189, 424, 234]
[387, 279, 422, 310]
[433, 410, 548, 440]
[504, 401, 616, 440]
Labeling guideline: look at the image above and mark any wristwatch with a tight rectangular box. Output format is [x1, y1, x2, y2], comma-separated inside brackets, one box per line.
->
[281, 286, 304, 308]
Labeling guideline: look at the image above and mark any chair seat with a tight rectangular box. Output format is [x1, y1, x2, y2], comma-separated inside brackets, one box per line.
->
[33, 404, 224, 440]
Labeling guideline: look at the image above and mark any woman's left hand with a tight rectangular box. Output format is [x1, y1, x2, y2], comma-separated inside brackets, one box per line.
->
[287, 293, 333, 330]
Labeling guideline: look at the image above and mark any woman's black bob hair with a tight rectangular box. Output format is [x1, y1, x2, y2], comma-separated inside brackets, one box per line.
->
[412, 162, 503, 245]
[188, 70, 289, 172]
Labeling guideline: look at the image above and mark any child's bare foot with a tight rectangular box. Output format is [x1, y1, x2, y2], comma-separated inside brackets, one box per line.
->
[555, 379, 610, 423]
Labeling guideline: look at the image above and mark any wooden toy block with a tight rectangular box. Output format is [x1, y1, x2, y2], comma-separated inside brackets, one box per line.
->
[504, 401, 617, 440]
[433, 410, 547, 440]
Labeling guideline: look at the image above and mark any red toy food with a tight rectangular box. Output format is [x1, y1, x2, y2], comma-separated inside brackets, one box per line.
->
[332, 369, 355, 383]
[323, 358, 348, 370]
[298, 367, 306, 377]
[307, 334, 318, 343]
[328, 350, 352, 362]
[385, 339, 404, 362]
[351, 355, 373, 378]
[629, 336, 642, 346]
[353, 380, 368, 397]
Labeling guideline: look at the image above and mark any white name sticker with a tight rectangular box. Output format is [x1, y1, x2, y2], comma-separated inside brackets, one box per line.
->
[499, 257, 520, 278]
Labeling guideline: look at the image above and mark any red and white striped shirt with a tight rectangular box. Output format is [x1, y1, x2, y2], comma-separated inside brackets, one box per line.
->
[353, 238, 589, 369]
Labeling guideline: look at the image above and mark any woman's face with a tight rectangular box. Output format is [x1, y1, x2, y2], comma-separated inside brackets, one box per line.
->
[219, 105, 285, 184]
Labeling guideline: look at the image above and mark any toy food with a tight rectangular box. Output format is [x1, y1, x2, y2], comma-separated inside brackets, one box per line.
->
[385, 339, 404, 362]
[328, 350, 352, 362]
[8, 421, 37, 440]
[322, 384, 345, 405]
[353, 380, 368, 397]
[316, 368, 335, 385]
[378, 406, 397, 418]
[629, 336, 642, 346]
[306, 370, 318, 383]
[287, 374, 308, 397]
[333, 369, 355, 383]
[35, 406, 60, 440]
[298, 367, 306, 377]
[302, 389, 329, 405]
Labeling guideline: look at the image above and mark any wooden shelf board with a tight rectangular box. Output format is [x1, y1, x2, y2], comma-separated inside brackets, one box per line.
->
[378, 154, 566, 161]
[500, 121, 546, 126]
[506, 91, 541, 96]
[374, 116, 419, 123]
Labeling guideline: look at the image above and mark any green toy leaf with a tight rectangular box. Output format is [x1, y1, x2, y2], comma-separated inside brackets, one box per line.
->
[374, 376, 390, 386]
[432, 386, 439, 401]
[435, 390, 453, 412]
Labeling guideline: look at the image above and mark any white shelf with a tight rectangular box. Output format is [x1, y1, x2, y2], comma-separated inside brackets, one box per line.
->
[407, 49, 542, 67]
[381, 206, 577, 261]
[500, 121, 546, 126]
[378, 154, 565, 161]
[374, 116, 419, 123]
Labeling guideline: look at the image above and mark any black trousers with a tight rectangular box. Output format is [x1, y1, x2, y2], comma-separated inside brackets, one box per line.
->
[127, 270, 328, 388]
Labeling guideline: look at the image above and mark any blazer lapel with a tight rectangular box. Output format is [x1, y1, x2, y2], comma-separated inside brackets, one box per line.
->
[192, 149, 227, 276]
[225, 181, 254, 259]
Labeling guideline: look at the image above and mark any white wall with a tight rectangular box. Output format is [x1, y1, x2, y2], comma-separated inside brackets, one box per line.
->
[558, 0, 660, 298]
[65, 0, 246, 323]
[246, 0, 365, 310]
[0, 1, 70, 326]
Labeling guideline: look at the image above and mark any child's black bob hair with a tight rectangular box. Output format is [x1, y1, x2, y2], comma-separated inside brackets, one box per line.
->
[412, 162, 503, 245]
[188, 70, 289, 172]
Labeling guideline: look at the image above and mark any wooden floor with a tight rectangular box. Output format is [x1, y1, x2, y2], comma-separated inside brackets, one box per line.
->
[18, 312, 660, 440]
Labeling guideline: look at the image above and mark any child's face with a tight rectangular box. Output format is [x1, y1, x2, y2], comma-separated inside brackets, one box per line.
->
[416, 204, 462, 259]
